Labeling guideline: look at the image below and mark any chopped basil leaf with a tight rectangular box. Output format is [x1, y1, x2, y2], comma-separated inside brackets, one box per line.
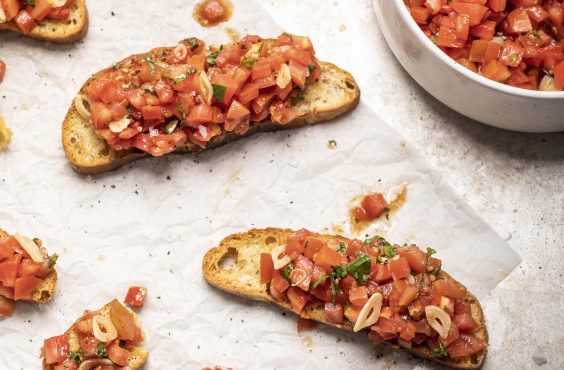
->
[327, 140, 337, 149]
[24, 0, 34, 6]
[176, 102, 185, 122]
[212, 83, 227, 103]
[430, 34, 438, 44]
[532, 29, 540, 38]
[96, 342, 108, 358]
[165, 120, 179, 135]
[432, 264, 442, 277]
[336, 242, 346, 253]
[32, 238, 42, 246]
[206, 45, 223, 66]
[282, 262, 294, 283]
[308, 64, 315, 73]
[241, 59, 256, 68]
[332, 265, 347, 279]
[382, 243, 397, 259]
[68, 349, 82, 365]
[330, 278, 340, 299]
[344, 254, 371, 284]
[145, 56, 155, 74]
[185, 37, 199, 51]
[312, 274, 328, 289]
[426, 247, 437, 256]
[48, 254, 58, 269]
[433, 341, 448, 357]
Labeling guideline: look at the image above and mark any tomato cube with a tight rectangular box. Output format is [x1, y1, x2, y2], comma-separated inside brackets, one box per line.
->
[124, 286, 147, 307]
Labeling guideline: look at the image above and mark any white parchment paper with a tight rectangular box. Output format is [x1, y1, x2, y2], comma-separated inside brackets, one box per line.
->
[0, 0, 520, 368]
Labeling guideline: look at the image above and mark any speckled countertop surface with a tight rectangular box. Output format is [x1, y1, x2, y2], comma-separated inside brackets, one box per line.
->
[263, 1, 564, 369]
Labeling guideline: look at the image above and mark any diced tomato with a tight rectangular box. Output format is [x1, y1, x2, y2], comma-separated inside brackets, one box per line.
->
[0, 254, 22, 288]
[452, 3, 489, 26]
[291, 255, 314, 291]
[43, 335, 70, 364]
[141, 105, 164, 121]
[107, 343, 130, 366]
[124, 286, 147, 308]
[260, 253, 275, 283]
[29, 0, 53, 21]
[1, 0, 21, 21]
[372, 263, 392, 282]
[0, 282, 14, 299]
[526, 5, 549, 24]
[488, 0, 506, 12]
[398, 284, 418, 306]
[398, 246, 428, 273]
[453, 313, 479, 331]
[455, 14, 470, 40]
[400, 320, 417, 341]
[469, 20, 496, 40]
[314, 245, 342, 271]
[251, 59, 272, 80]
[362, 193, 388, 220]
[303, 237, 326, 260]
[186, 104, 214, 126]
[0, 237, 17, 261]
[448, 333, 487, 358]
[224, 99, 250, 131]
[288, 60, 308, 88]
[480, 59, 511, 82]
[311, 282, 332, 302]
[286, 229, 310, 259]
[415, 318, 433, 336]
[47, 6, 70, 20]
[297, 317, 318, 333]
[440, 321, 460, 347]
[425, 0, 444, 15]
[211, 74, 238, 104]
[499, 40, 525, 67]
[287, 287, 308, 313]
[411, 7, 431, 24]
[14, 10, 37, 34]
[454, 299, 471, 314]
[324, 303, 344, 324]
[432, 279, 467, 299]
[13, 276, 41, 300]
[436, 26, 466, 48]
[554, 60, 564, 89]
[348, 286, 368, 308]
[506, 8, 533, 33]
[237, 83, 259, 105]
[283, 47, 311, 66]
[17, 259, 48, 278]
[389, 257, 411, 280]
[271, 271, 290, 295]
[0, 295, 15, 317]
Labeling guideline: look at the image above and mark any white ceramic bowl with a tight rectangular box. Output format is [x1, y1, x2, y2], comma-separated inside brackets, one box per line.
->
[373, 0, 564, 133]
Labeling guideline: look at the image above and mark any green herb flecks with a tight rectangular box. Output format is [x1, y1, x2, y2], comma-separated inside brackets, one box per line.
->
[327, 140, 337, 149]
[68, 349, 82, 365]
[426, 247, 437, 256]
[282, 262, 294, 283]
[336, 242, 346, 253]
[185, 37, 200, 51]
[165, 120, 179, 135]
[145, 56, 155, 74]
[431, 34, 439, 44]
[112, 62, 121, 70]
[433, 341, 449, 357]
[365, 235, 397, 258]
[206, 45, 223, 66]
[48, 254, 58, 269]
[96, 342, 108, 359]
[212, 83, 227, 103]
[344, 254, 371, 284]
[241, 59, 256, 68]
[308, 64, 315, 73]
[312, 274, 328, 289]
[432, 264, 442, 277]
[24, 0, 34, 6]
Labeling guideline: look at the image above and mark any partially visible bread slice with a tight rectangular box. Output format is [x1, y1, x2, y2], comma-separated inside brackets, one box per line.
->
[0, 0, 88, 44]
[42, 299, 149, 370]
[202, 228, 488, 369]
[62, 59, 360, 174]
[0, 228, 57, 304]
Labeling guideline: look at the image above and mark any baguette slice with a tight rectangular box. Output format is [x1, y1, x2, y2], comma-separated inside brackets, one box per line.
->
[42, 299, 149, 370]
[0, 0, 88, 44]
[62, 58, 360, 174]
[203, 228, 488, 369]
[0, 228, 57, 304]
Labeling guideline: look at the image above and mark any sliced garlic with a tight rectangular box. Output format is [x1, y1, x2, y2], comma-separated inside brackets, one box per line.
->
[540, 75, 560, 92]
[271, 245, 291, 270]
[78, 359, 114, 370]
[74, 94, 91, 121]
[198, 71, 213, 105]
[353, 293, 383, 332]
[109, 115, 131, 133]
[48, 0, 67, 7]
[14, 234, 44, 263]
[0, 8, 6, 24]
[92, 315, 118, 342]
[276, 63, 291, 89]
[245, 42, 264, 60]
[174, 43, 188, 61]
[425, 305, 452, 339]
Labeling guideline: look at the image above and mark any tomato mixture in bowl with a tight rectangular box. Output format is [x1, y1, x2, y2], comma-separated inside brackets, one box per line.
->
[76, 33, 321, 157]
[0, 234, 57, 317]
[406, 0, 564, 91]
[0, 0, 75, 34]
[261, 230, 487, 360]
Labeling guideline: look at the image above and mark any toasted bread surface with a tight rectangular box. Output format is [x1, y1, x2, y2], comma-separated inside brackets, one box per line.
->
[0, 228, 57, 304]
[0, 0, 88, 43]
[62, 57, 360, 174]
[202, 228, 488, 369]
[42, 299, 148, 370]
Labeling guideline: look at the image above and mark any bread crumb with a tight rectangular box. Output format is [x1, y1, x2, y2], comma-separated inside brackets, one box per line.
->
[339, 24, 346, 32]
[302, 335, 313, 348]
[0, 116, 13, 151]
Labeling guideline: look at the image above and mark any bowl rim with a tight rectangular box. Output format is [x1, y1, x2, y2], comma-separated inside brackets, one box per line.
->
[392, 0, 564, 99]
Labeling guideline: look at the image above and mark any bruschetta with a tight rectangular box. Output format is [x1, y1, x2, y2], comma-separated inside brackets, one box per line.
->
[0, 0, 88, 43]
[41, 299, 148, 370]
[0, 228, 58, 317]
[62, 33, 360, 174]
[203, 228, 488, 369]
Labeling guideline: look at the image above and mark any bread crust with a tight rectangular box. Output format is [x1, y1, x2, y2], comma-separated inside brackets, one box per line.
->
[0, 0, 88, 43]
[202, 228, 488, 369]
[62, 52, 360, 174]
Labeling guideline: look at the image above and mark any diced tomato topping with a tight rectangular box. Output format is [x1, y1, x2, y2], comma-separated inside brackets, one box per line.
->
[432, 279, 467, 299]
[1, 0, 21, 21]
[0, 254, 22, 288]
[14, 9, 36, 34]
[303, 237, 326, 260]
[349, 286, 368, 308]
[124, 286, 147, 308]
[554, 60, 564, 89]
[324, 303, 344, 324]
[260, 253, 275, 283]
[270, 271, 290, 295]
[314, 245, 342, 271]
[107, 343, 130, 366]
[453, 313, 479, 331]
[389, 257, 411, 280]
[43, 335, 70, 364]
[14, 276, 41, 300]
[448, 333, 487, 358]
[287, 287, 308, 314]
[0, 295, 15, 317]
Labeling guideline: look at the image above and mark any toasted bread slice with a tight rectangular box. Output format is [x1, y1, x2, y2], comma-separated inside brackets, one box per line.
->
[62, 58, 360, 174]
[0, 228, 57, 304]
[0, 0, 88, 44]
[42, 299, 148, 370]
[203, 228, 488, 369]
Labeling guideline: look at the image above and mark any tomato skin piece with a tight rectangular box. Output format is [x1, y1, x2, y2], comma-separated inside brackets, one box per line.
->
[287, 287, 308, 314]
[43, 335, 70, 364]
[324, 303, 344, 324]
[260, 253, 275, 283]
[14, 276, 41, 300]
[124, 286, 147, 307]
